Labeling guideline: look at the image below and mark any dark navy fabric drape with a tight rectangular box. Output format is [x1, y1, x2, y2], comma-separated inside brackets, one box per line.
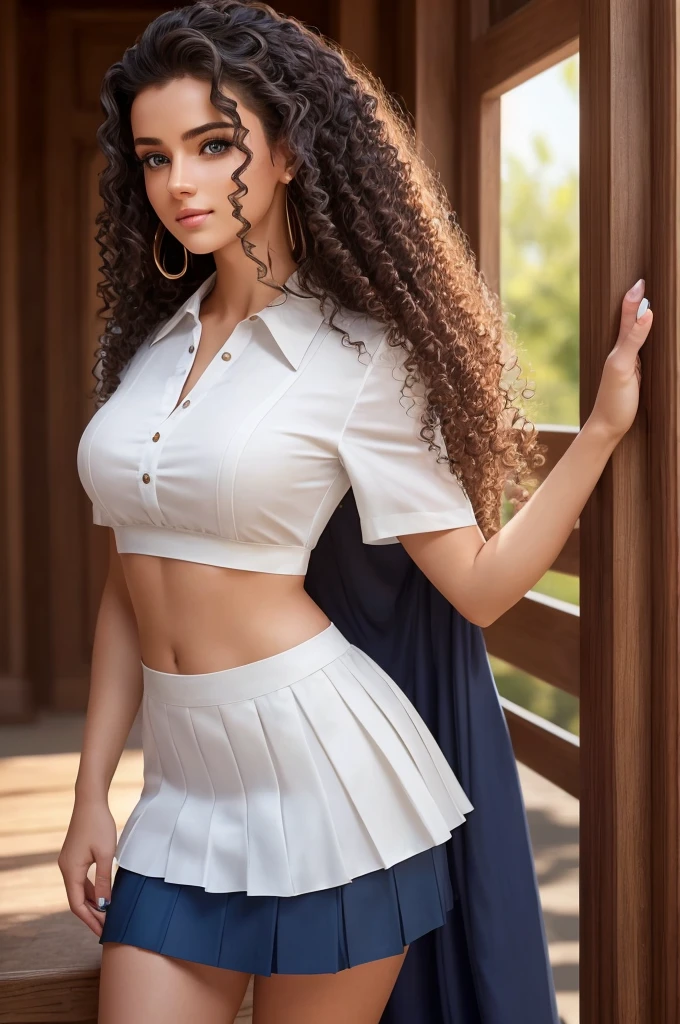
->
[305, 490, 560, 1024]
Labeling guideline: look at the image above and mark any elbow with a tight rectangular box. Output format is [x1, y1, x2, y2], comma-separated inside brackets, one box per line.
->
[462, 603, 499, 629]
[459, 576, 503, 629]
[475, 613, 496, 629]
[442, 587, 498, 629]
[453, 603, 488, 628]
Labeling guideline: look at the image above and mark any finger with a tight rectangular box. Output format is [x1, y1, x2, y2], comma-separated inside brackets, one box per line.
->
[93, 852, 113, 912]
[636, 297, 652, 322]
[83, 874, 108, 921]
[614, 307, 653, 368]
[619, 278, 648, 337]
[63, 873, 105, 937]
[83, 873, 97, 907]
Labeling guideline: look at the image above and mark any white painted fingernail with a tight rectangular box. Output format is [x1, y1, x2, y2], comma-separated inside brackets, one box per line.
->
[627, 278, 645, 300]
[637, 297, 650, 319]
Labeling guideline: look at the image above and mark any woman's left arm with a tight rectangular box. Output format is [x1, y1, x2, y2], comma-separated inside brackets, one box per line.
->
[399, 280, 654, 628]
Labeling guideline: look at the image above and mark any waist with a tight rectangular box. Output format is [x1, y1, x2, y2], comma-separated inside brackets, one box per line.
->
[140, 621, 352, 705]
[120, 549, 331, 674]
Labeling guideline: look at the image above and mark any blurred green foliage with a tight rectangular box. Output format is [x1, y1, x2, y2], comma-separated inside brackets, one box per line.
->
[492, 56, 580, 736]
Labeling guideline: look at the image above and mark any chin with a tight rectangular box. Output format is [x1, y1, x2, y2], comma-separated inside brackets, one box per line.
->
[184, 237, 224, 256]
[194, 229, 243, 254]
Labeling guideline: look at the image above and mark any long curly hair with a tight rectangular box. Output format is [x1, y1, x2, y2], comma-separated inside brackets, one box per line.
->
[93, 0, 545, 539]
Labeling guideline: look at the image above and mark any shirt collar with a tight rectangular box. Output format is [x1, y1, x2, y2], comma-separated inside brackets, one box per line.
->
[149, 268, 328, 370]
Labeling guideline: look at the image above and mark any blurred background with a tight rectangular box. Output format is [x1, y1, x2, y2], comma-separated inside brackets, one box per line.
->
[496, 54, 580, 738]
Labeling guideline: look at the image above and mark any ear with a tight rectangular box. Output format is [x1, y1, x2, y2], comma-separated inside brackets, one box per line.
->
[286, 155, 303, 179]
[276, 141, 302, 182]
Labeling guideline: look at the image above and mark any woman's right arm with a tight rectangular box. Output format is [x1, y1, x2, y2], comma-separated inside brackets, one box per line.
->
[58, 529, 143, 937]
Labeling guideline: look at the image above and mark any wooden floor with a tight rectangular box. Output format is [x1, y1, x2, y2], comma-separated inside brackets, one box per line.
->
[0, 711, 578, 1023]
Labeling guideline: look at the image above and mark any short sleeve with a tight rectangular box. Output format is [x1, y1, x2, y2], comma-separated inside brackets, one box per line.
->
[338, 336, 478, 545]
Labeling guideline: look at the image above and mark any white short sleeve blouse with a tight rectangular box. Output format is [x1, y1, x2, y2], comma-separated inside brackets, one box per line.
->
[77, 269, 478, 574]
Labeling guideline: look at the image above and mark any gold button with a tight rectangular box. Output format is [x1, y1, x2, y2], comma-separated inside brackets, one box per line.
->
[152, 432, 160, 442]
[188, 344, 195, 353]
[182, 399, 190, 408]
[221, 351, 232, 361]
[142, 473, 150, 484]
[248, 314, 258, 321]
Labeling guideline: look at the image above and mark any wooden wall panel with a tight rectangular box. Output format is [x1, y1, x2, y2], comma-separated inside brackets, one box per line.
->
[413, 0, 458, 196]
[335, 0, 468, 213]
[331, 0, 382, 77]
[0, 0, 32, 722]
[16, 5, 52, 716]
[45, 12, 165, 711]
[490, 0, 533, 23]
[454, 0, 501, 294]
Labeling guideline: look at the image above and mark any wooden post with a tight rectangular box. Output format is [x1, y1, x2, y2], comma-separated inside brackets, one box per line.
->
[580, 0, 679, 1021]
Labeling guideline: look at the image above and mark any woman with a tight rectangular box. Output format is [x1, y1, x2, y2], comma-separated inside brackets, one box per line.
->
[59, 2, 653, 1022]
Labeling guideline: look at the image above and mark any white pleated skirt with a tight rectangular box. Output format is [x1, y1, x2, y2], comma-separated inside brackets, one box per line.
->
[114, 621, 474, 897]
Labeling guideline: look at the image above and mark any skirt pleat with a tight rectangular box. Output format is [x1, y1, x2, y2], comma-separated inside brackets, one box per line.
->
[100, 843, 455, 976]
[348, 646, 475, 813]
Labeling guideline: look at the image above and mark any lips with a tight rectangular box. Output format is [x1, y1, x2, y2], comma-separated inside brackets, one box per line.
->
[176, 209, 212, 226]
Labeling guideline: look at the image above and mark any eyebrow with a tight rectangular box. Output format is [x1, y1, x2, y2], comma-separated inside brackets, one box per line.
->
[133, 121, 235, 146]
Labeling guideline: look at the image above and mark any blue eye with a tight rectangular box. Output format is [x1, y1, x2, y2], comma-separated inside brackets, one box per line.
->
[139, 137, 232, 170]
[141, 153, 169, 170]
[202, 139, 231, 156]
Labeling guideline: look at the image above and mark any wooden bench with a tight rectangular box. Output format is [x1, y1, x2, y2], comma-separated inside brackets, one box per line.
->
[0, 720, 253, 1023]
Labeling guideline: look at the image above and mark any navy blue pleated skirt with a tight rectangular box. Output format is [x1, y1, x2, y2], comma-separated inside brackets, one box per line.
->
[99, 842, 455, 975]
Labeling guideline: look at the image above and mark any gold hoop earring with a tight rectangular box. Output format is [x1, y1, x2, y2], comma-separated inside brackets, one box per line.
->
[285, 187, 307, 261]
[153, 223, 188, 279]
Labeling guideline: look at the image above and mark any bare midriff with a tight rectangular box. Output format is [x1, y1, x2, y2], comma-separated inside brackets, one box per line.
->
[120, 553, 332, 675]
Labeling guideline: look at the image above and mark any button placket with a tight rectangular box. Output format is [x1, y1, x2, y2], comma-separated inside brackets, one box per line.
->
[137, 320, 254, 524]
[162, 321, 202, 419]
[136, 324, 200, 522]
[164, 319, 252, 424]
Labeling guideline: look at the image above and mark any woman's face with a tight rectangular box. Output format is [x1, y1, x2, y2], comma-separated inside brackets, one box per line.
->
[130, 76, 292, 256]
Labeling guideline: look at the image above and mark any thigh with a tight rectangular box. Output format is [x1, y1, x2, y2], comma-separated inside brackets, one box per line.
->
[252, 947, 409, 1024]
[98, 941, 252, 1024]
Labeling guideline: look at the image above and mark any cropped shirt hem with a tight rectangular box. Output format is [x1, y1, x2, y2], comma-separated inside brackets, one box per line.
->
[112, 523, 311, 575]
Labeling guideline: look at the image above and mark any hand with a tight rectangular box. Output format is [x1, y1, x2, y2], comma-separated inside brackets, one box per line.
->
[57, 797, 118, 937]
[589, 278, 653, 442]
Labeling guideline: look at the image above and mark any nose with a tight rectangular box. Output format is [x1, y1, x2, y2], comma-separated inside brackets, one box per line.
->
[165, 155, 196, 198]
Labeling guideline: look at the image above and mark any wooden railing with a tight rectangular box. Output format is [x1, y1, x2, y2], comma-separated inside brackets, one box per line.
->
[483, 424, 581, 798]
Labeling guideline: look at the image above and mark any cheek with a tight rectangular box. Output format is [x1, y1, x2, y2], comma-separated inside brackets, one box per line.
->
[214, 157, 277, 225]
[143, 174, 169, 220]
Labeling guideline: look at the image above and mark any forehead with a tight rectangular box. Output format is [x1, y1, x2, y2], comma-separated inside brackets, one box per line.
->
[130, 77, 255, 135]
